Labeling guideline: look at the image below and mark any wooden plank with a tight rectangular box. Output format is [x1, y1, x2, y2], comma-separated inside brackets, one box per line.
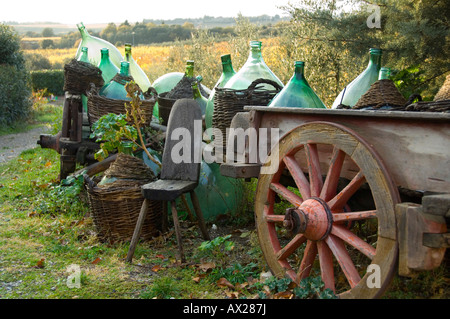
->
[219, 162, 261, 178]
[141, 179, 197, 201]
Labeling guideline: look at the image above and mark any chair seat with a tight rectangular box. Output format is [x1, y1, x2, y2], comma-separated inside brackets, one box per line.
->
[141, 179, 198, 201]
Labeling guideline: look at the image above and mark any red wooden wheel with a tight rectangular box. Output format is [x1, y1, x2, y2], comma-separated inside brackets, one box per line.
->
[255, 122, 400, 298]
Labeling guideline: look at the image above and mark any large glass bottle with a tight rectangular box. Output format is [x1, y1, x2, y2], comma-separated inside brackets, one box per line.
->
[331, 48, 382, 109]
[205, 54, 236, 131]
[98, 48, 119, 84]
[192, 76, 208, 115]
[77, 47, 89, 112]
[99, 61, 133, 100]
[75, 22, 123, 67]
[269, 61, 326, 109]
[224, 40, 284, 90]
[124, 43, 151, 92]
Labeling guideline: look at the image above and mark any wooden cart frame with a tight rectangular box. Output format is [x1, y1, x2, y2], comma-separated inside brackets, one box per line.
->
[221, 107, 449, 299]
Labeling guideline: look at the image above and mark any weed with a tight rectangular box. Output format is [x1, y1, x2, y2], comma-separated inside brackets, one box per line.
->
[140, 277, 182, 299]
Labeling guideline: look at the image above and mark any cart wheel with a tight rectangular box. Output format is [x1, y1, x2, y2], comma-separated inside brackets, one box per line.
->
[255, 122, 400, 298]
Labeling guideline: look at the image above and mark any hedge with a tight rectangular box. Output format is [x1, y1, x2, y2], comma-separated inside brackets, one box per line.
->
[0, 64, 32, 126]
[30, 69, 65, 96]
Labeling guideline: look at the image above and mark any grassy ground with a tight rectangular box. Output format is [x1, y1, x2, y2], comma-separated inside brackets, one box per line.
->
[0, 103, 448, 300]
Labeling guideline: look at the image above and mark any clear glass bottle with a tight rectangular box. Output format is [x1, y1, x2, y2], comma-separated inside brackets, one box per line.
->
[192, 76, 207, 115]
[124, 43, 151, 92]
[269, 61, 326, 108]
[75, 22, 123, 67]
[98, 48, 119, 84]
[100, 61, 133, 100]
[224, 40, 284, 90]
[331, 48, 382, 109]
[205, 54, 236, 131]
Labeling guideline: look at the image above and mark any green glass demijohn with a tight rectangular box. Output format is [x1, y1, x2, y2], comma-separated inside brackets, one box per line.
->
[98, 48, 119, 84]
[224, 40, 284, 90]
[75, 22, 123, 67]
[124, 43, 151, 92]
[100, 61, 134, 100]
[378, 67, 390, 80]
[77, 47, 89, 112]
[331, 48, 382, 109]
[205, 54, 236, 131]
[192, 76, 208, 115]
[269, 61, 326, 109]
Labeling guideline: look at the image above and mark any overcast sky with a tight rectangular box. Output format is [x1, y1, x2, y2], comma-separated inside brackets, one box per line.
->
[1, 0, 293, 24]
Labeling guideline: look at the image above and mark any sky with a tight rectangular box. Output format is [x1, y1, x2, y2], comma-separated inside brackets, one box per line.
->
[1, 0, 293, 25]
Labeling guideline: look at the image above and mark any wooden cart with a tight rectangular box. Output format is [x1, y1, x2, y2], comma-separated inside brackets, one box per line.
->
[220, 107, 449, 299]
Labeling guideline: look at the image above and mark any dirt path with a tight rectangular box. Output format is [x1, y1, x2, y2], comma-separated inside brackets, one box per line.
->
[0, 125, 50, 164]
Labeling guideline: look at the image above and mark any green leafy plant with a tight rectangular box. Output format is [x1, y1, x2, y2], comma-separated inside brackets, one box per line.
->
[90, 81, 161, 168]
[210, 262, 260, 285]
[293, 276, 337, 299]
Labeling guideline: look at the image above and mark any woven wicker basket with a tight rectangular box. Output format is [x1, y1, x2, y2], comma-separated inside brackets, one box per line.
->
[84, 153, 162, 242]
[212, 78, 282, 152]
[87, 84, 157, 128]
[434, 74, 450, 101]
[63, 59, 104, 95]
[353, 79, 407, 110]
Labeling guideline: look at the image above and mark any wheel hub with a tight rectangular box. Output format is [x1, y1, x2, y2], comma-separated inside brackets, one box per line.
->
[284, 197, 333, 241]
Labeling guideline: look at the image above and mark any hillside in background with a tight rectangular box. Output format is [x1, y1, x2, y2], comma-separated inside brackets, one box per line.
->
[8, 15, 288, 35]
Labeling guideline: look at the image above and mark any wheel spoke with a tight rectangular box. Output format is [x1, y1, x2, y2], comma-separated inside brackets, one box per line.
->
[328, 170, 365, 211]
[331, 225, 376, 260]
[296, 240, 318, 283]
[320, 148, 346, 201]
[332, 210, 377, 222]
[270, 182, 303, 207]
[325, 235, 361, 288]
[305, 144, 323, 197]
[317, 240, 335, 292]
[283, 155, 311, 199]
[276, 234, 307, 261]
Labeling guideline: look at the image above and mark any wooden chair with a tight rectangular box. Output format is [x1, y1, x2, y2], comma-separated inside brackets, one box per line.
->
[126, 99, 210, 263]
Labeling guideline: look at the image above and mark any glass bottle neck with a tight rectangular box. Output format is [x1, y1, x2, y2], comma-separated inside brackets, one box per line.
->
[77, 23, 89, 38]
[368, 49, 382, 69]
[185, 65, 194, 78]
[119, 62, 130, 77]
[100, 49, 109, 60]
[293, 63, 305, 80]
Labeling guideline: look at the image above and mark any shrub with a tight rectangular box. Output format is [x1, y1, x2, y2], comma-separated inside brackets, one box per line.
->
[30, 69, 65, 96]
[0, 23, 32, 126]
[0, 64, 32, 126]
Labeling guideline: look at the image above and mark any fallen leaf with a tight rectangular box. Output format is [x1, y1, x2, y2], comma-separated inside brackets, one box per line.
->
[45, 161, 52, 167]
[192, 276, 201, 283]
[217, 277, 235, 290]
[35, 258, 45, 268]
[225, 290, 239, 299]
[198, 262, 216, 272]
[274, 291, 293, 299]
[155, 254, 165, 259]
[91, 257, 102, 265]
[152, 265, 162, 272]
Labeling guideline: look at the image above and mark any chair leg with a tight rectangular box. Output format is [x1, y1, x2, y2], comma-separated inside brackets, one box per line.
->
[170, 200, 186, 263]
[189, 190, 210, 240]
[126, 199, 149, 263]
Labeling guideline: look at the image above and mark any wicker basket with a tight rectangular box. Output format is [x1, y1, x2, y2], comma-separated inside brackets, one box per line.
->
[63, 59, 104, 95]
[212, 78, 283, 152]
[87, 84, 157, 128]
[84, 153, 162, 242]
[353, 79, 407, 110]
[434, 74, 450, 101]
[157, 92, 177, 126]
